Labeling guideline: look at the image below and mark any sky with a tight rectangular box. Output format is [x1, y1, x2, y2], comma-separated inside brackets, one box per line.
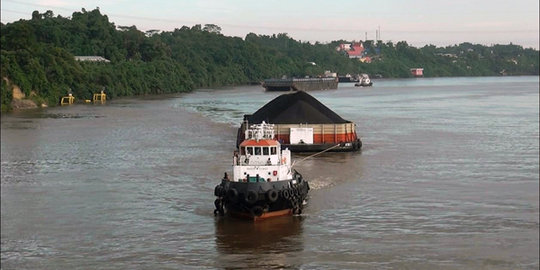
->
[1, 0, 539, 49]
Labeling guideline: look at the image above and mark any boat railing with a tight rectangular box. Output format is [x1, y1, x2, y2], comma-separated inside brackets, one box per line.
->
[245, 121, 275, 141]
[237, 154, 280, 166]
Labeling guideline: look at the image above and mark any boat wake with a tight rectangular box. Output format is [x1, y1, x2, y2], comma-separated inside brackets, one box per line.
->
[306, 177, 336, 190]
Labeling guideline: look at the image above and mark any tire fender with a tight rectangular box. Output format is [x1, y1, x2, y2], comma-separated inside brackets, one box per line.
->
[250, 205, 264, 217]
[245, 190, 258, 204]
[227, 188, 238, 202]
[267, 189, 279, 202]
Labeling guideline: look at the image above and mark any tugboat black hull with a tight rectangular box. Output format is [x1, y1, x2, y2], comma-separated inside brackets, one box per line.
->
[214, 171, 309, 221]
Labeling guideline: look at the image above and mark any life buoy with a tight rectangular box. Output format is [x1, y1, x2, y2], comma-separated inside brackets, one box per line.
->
[245, 190, 258, 204]
[227, 188, 238, 202]
[267, 189, 279, 202]
[250, 205, 264, 217]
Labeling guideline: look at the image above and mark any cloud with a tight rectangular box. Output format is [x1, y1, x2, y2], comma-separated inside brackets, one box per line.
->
[37, 0, 69, 7]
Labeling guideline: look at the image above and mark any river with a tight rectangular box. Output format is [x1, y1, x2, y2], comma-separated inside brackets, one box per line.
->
[1, 76, 538, 269]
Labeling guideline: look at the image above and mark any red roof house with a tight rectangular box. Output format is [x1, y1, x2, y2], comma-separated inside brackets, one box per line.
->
[346, 43, 364, 58]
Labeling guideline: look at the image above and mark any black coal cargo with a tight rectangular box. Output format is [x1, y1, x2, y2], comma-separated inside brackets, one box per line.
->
[237, 91, 362, 152]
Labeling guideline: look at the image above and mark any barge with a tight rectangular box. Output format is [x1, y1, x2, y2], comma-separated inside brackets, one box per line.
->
[236, 91, 362, 152]
[262, 77, 338, 91]
[338, 74, 360, 83]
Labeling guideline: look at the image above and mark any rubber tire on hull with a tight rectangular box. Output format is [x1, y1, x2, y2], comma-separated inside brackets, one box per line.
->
[245, 190, 258, 204]
[227, 188, 239, 203]
[282, 189, 291, 199]
[267, 189, 279, 202]
[250, 206, 264, 217]
[214, 185, 223, 197]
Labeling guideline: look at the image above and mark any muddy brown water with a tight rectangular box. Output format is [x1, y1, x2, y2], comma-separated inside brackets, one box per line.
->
[1, 76, 538, 269]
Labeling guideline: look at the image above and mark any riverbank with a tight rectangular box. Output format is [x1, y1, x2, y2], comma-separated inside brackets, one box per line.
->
[7, 84, 50, 111]
[4, 75, 539, 113]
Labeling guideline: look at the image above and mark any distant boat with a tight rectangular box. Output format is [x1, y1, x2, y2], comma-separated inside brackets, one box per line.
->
[338, 74, 360, 83]
[262, 77, 338, 91]
[354, 74, 373, 87]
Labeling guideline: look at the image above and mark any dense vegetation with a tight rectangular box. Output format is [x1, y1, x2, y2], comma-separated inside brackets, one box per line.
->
[1, 8, 538, 112]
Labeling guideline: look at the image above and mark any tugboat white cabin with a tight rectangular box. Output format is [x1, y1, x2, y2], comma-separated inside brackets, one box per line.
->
[234, 122, 292, 183]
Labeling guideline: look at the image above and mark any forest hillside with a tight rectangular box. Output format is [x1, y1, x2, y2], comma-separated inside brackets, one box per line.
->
[1, 9, 538, 112]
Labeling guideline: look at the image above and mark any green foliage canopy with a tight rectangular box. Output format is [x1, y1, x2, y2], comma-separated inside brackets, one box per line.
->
[1, 9, 538, 112]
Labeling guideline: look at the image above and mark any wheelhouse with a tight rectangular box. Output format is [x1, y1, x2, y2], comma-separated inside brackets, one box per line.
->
[232, 122, 292, 182]
[238, 140, 280, 166]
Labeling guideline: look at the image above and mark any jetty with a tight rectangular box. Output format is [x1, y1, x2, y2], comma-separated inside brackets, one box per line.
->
[93, 91, 106, 103]
[60, 93, 75, 105]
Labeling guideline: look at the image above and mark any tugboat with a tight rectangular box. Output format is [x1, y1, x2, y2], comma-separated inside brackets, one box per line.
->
[214, 122, 309, 221]
[354, 74, 373, 87]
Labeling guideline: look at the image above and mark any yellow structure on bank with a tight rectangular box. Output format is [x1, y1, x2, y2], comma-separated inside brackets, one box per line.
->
[60, 93, 75, 105]
[93, 91, 106, 103]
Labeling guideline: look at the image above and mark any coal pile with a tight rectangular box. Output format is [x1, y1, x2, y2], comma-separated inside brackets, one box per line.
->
[244, 91, 350, 124]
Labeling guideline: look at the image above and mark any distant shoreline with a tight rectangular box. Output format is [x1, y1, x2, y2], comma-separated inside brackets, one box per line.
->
[4, 75, 538, 113]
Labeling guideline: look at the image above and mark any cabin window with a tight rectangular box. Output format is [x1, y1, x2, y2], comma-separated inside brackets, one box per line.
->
[247, 147, 253, 155]
[270, 147, 277, 155]
[241, 147, 246, 155]
[263, 147, 269, 155]
[254, 147, 261, 155]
